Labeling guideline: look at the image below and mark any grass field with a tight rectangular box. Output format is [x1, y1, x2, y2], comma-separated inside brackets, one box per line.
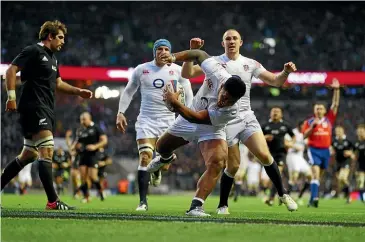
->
[1, 194, 365, 242]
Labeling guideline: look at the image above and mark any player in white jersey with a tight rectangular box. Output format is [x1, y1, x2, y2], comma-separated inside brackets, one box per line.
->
[181, 30, 298, 214]
[246, 155, 262, 196]
[147, 49, 247, 216]
[17, 163, 33, 194]
[116, 39, 193, 211]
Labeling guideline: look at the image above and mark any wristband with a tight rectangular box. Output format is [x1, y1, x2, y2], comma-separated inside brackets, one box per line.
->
[7, 90, 16, 100]
[283, 70, 290, 76]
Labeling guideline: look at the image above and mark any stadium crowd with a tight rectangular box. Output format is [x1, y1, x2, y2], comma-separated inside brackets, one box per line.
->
[1, 1, 365, 191]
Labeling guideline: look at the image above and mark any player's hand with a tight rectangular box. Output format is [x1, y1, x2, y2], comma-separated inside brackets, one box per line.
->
[116, 113, 128, 133]
[283, 62, 297, 73]
[330, 78, 340, 89]
[159, 53, 173, 65]
[344, 150, 353, 158]
[190, 38, 204, 50]
[99, 161, 106, 167]
[61, 162, 68, 169]
[265, 134, 274, 142]
[86, 144, 98, 151]
[5, 99, 17, 112]
[79, 89, 93, 99]
[163, 87, 182, 109]
[65, 129, 72, 138]
[311, 118, 321, 128]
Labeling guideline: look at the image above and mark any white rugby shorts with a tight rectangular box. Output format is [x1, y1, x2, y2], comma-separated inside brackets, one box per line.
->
[286, 153, 311, 174]
[167, 116, 226, 143]
[18, 163, 32, 183]
[226, 111, 262, 147]
[135, 115, 174, 140]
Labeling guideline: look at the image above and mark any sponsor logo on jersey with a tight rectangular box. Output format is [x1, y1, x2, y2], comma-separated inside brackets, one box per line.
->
[143, 70, 149, 74]
[206, 79, 213, 90]
[153, 79, 164, 88]
[243, 65, 249, 71]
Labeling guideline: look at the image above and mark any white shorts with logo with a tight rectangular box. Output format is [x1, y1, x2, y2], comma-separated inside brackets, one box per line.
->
[135, 115, 175, 140]
[167, 116, 226, 143]
[226, 110, 262, 147]
[18, 163, 32, 184]
[286, 153, 311, 174]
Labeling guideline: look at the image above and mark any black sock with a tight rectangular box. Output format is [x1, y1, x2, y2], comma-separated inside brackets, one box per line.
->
[270, 185, 277, 199]
[218, 170, 234, 208]
[343, 186, 350, 198]
[264, 162, 286, 197]
[38, 160, 58, 203]
[298, 181, 310, 198]
[190, 198, 203, 210]
[288, 182, 294, 195]
[79, 183, 89, 197]
[1, 158, 25, 190]
[138, 169, 149, 204]
[93, 180, 104, 199]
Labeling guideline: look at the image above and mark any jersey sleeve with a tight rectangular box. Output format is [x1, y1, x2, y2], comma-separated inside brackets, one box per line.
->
[208, 105, 238, 127]
[11, 45, 37, 69]
[56, 60, 61, 78]
[252, 60, 267, 78]
[95, 125, 106, 137]
[326, 109, 337, 126]
[261, 123, 269, 135]
[177, 71, 193, 107]
[201, 57, 231, 86]
[118, 65, 141, 113]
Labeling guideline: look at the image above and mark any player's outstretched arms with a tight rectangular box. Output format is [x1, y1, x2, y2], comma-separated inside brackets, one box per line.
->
[160, 49, 210, 66]
[163, 88, 211, 125]
[258, 62, 297, 87]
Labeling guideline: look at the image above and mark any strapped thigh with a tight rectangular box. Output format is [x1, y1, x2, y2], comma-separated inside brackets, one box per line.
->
[138, 143, 155, 155]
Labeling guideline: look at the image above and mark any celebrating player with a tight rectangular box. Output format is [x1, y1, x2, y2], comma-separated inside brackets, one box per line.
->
[1, 20, 92, 210]
[116, 39, 193, 211]
[302, 78, 340, 207]
[181, 30, 298, 214]
[147, 48, 247, 216]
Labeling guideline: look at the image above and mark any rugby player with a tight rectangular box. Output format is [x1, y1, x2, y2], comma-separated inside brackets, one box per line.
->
[116, 39, 193, 211]
[181, 31, 298, 214]
[2, 20, 92, 210]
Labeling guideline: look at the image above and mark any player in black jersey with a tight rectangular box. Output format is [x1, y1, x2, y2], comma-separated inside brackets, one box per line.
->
[65, 129, 82, 198]
[52, 147, 71, 195]
[1, 20, 92, 210]
[261, 107, 295, 206]
[97, 148, 113, 193]
[75, 112, 108, 202]
[331, 126, 354, 202]
[353, 124, 365, 203]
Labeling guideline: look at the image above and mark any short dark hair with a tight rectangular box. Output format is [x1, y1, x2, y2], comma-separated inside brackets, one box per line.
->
[223, 75, 246, 100]
[39, 20, 67, 40]
[271, 106, 283, 112]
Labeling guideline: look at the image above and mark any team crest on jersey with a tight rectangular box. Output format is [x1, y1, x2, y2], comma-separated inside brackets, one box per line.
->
[142, 70, 149, 74]
[169, 70, 174, 76]
[243, 65, 249, 71]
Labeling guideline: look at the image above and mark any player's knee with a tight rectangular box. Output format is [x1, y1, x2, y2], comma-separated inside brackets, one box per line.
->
[255, 151, 272, 166]
[139, 152, 152, 167]
[207, 156, 226, 174]
[226, 160, 240, 176]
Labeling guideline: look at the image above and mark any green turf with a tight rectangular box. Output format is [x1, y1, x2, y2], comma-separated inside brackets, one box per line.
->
[1, 194, 365, 242]
[2, 218, 365, 242]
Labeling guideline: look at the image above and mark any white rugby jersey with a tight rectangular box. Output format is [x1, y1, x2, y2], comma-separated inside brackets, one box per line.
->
[246, 159, 262, 178]
[288, 128, 305, 156]
[214, 54, 266, 112]
[118, 61, 193, 120]
[191, 57, 239, 128]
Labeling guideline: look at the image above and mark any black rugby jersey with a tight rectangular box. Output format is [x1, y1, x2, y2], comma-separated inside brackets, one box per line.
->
[261, 119, 295, 154]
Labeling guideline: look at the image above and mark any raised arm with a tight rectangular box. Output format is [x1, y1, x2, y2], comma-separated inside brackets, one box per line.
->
[330, 78, 340, 115]
[258, 62, 297, 87]
[181, 38, 205, 78]
[162, 49, 211, 66]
